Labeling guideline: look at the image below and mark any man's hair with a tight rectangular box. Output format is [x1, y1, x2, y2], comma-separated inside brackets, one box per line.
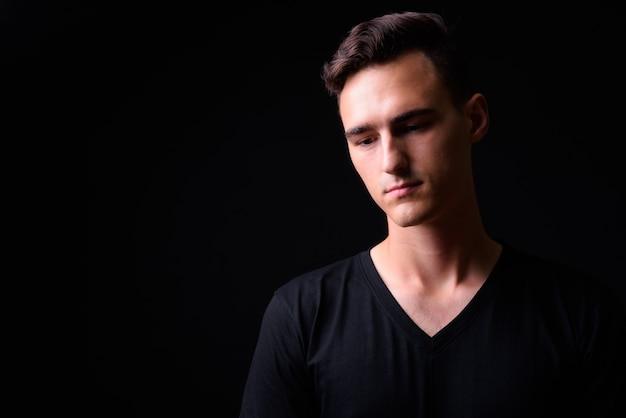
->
[321, 11, 472, 108]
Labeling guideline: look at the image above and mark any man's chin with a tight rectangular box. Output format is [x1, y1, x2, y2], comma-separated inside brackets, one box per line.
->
[389, 212, 424, 228]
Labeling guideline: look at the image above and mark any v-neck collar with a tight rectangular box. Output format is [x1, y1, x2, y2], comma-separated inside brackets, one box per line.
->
[358, 246, 506, 352]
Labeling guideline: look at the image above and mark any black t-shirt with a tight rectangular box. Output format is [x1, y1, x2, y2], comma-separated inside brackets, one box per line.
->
[239, 245, 626, 417]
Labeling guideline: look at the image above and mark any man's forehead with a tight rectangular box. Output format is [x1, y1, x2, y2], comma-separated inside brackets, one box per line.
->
[338, 58, 445, 128]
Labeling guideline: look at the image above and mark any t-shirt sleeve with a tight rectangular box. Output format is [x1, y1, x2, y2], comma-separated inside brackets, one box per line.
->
[239, 292, 317, 418]
[578, 281, 626, 416]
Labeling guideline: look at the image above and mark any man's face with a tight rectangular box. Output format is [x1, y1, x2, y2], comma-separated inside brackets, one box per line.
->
[338, 51, 479, 229]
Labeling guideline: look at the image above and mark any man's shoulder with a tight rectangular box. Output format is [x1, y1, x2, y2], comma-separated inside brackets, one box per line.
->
[272, 249, 371, 302]
[498, 244, 623, 312]
[500, 243, 588, 280]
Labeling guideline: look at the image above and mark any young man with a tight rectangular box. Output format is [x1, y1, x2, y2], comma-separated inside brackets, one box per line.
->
[239, 11, 626, 417]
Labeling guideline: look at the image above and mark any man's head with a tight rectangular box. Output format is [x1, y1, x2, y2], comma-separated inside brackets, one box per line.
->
[322, 11, 488, 230]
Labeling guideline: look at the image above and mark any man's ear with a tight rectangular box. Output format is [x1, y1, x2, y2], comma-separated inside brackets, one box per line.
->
[466, 93, 489, 144]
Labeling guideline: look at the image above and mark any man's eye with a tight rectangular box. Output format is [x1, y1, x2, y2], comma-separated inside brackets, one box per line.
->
[357, 137, 376, 146]
[405, 123, 426, 132]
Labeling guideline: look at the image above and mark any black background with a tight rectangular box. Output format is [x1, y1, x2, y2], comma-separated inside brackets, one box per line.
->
[6, 0, 623, 416]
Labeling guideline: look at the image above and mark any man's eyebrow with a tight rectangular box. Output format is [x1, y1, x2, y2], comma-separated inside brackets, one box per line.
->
[344, 108, 435, 139]
[344, 125, 373, 140]
[392, 108, 435, 124]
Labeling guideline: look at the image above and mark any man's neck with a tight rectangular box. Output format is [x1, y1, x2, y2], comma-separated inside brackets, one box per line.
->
[371, 219, 501, 291]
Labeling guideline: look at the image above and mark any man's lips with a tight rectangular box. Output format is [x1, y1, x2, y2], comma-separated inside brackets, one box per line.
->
[385, 181, 423, 197]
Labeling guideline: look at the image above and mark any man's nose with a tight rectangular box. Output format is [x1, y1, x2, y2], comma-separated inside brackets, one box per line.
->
[381, 136, 409, 174]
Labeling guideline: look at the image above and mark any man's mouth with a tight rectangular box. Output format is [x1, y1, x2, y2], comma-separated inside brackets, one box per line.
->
[385, 181, 423, 197]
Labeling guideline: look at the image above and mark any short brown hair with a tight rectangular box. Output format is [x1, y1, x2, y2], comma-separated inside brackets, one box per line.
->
[321, 11, 472, 108]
